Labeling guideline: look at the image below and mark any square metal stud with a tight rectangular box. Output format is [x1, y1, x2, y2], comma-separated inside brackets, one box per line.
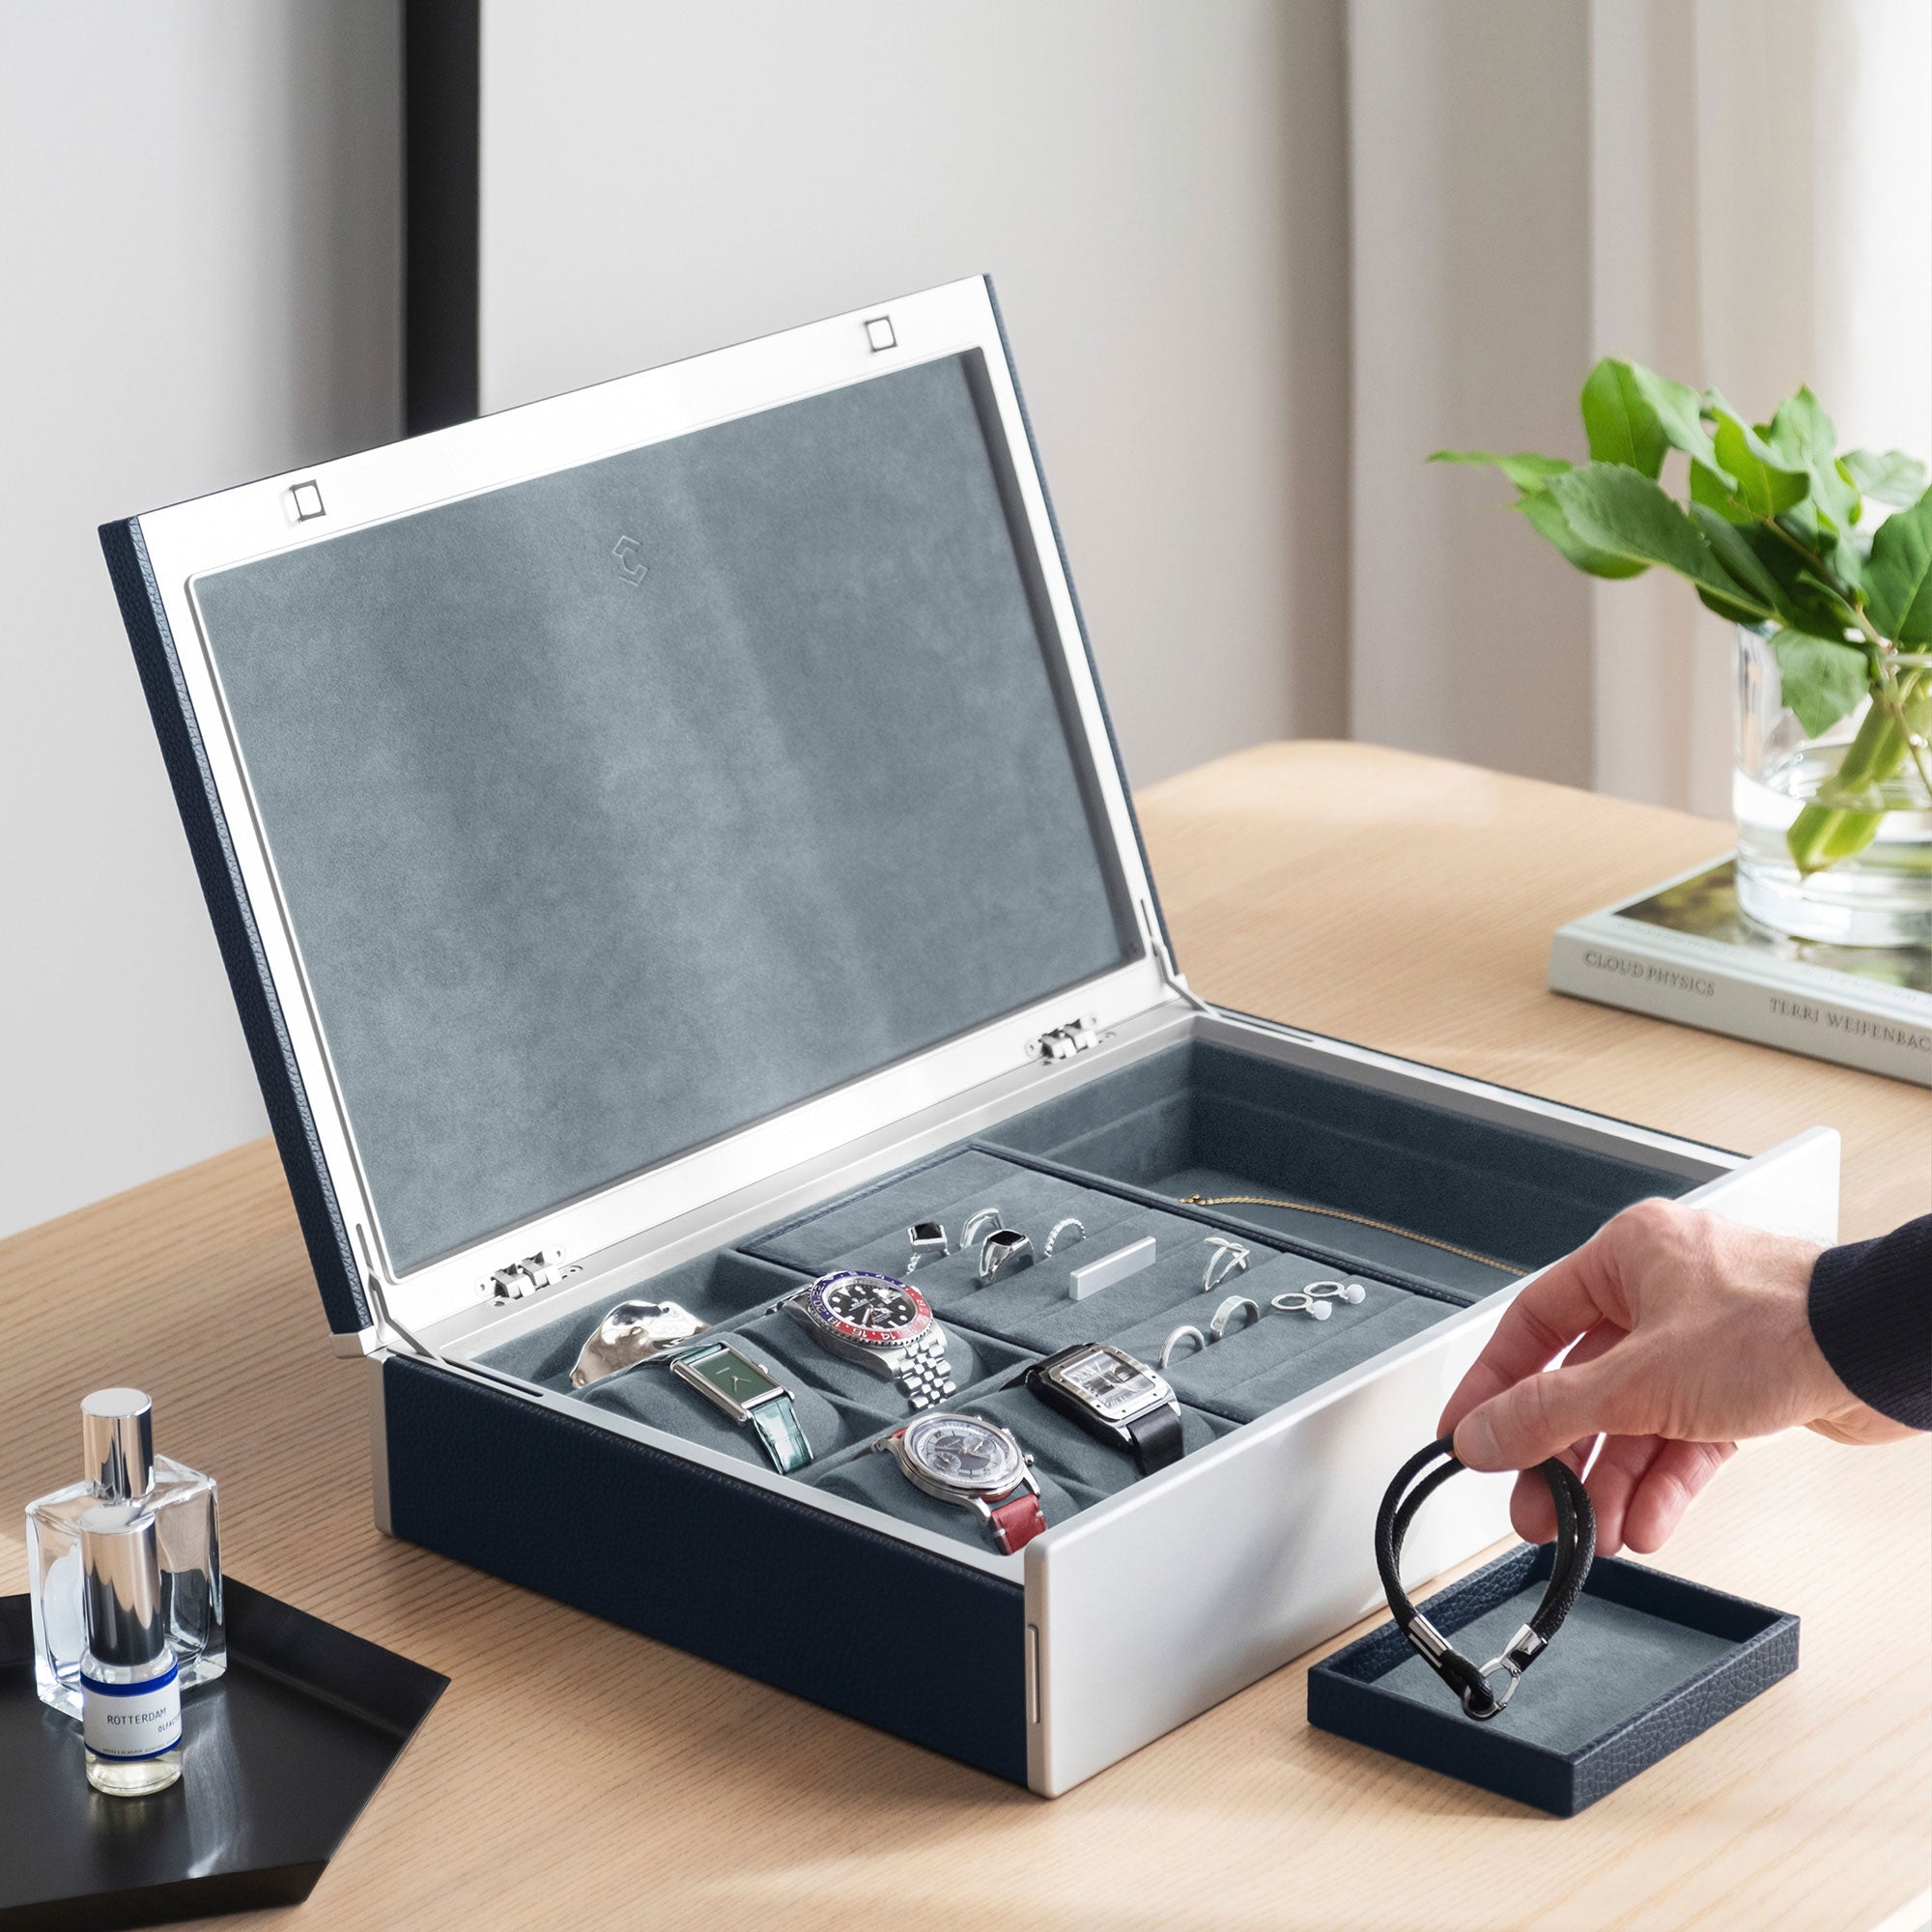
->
[864, 315, 895, 353]
[290, 481, 326, 522]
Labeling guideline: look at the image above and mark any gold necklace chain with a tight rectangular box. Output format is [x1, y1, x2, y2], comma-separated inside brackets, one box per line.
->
[1176, 1194, 1521, 1274]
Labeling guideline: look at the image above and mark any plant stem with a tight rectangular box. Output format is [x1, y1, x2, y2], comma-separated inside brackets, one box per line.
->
[1785, 668, 1932, 874]
[1846, 601, 1932, 803]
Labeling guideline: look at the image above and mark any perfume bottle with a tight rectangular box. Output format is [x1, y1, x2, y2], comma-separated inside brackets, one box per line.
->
[79, 1501, 183, 1796]
[25, 1389, 223, 1719]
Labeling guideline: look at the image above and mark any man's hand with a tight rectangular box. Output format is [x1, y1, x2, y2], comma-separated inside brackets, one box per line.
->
[1437, 1200, 1914, 1555]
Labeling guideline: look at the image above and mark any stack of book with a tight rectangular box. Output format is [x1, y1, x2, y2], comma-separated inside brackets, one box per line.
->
[1549, 859, 1930, 1087]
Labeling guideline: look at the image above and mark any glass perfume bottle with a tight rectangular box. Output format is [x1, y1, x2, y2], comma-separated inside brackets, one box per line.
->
[25, 1388, 223, 1719]
[79, 1501, 184, 1796]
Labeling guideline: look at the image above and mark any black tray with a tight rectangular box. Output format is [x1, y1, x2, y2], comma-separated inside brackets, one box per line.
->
[0, 1580, 446, 1930]
[1308, 1543, 1799, 1815]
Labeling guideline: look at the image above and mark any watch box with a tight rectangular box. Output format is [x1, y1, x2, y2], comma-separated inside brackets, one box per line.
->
[101, 276, 1839, 1796]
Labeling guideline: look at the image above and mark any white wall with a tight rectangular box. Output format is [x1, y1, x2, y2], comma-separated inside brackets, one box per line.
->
[0, 2, 400, 1239]
[1348, 0, 1596, 787]
[1349, 0, 1932, 813]
[0, 0, 1348, 1238]
[476, 0, 1350, 787]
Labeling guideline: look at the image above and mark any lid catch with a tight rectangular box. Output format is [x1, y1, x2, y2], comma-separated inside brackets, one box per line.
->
[1029, 1016, 1110, 1064]
[484, 1248, 578, 1303]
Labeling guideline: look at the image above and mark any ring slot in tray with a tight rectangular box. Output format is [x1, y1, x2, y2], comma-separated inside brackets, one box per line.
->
[1104, 1252, 1462, 1423]
[0, 1580, 445, 1930]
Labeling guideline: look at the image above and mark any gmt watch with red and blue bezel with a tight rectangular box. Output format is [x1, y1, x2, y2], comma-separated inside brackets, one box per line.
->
[781, 1270, 958, 1409]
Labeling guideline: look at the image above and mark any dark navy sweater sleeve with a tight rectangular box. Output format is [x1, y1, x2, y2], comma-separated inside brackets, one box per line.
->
[1807, 1214, 1931, 1432]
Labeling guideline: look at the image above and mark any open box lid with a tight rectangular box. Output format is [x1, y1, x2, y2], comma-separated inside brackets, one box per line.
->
[103, 278, 1185, 1345]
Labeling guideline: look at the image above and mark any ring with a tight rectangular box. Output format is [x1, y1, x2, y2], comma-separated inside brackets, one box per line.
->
[1159, 1324, 1207, 1370]
[1270, 1289, 1332, 1320]
[978, 1229, 1034, 1283]
[962, 1208, 1003, 1250]
[1044, 1216, 1086, 1257]
[1208, 1295, 1263, 1341]
[906, 1222, 949, 1272]
[1202, 1237, 1250, 1294]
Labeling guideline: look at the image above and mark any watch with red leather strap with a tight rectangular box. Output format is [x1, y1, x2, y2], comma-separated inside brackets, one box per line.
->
[876, 1411, 1045, 1555]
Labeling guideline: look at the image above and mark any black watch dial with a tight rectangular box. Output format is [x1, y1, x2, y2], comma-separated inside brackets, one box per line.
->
[805, 1270, 929, 1345]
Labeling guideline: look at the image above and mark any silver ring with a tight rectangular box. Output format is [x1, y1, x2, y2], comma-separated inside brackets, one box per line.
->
[1159, 1324, 1207, 1370]
[1044, 1216, 1086, 1257]
[906, 1221, 949, 1272]
[1209, 1294, 1263, 1342]
[1270, 1288, 1334, 1321]
[962, 1208, 1003, 1249]
[1202, 1237, 1251, 1294]
[978, 1229, 1034, 1283]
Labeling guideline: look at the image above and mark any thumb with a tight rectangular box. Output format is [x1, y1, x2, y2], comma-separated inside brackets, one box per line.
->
[1453, 1355, 1630, 1472]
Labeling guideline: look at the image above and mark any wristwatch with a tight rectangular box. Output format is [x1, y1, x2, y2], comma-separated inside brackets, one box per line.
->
[1018, 1342, 1183, 1476]
[782, 1271, 957, 1409]
[877, 1411, 1046, 1554]
[669, 1340, 813, 1474]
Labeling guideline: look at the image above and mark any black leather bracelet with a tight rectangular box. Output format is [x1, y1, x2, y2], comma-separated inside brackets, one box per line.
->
[1375, 1435, 1596, 1720]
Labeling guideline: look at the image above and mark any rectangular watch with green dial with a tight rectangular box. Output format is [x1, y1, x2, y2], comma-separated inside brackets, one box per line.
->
[669, 1341, 813, 1473]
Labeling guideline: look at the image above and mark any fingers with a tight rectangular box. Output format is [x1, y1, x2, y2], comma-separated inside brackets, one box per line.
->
[1452, 1348, 1638, 1472]
[1510, 1468, 1557, 1544]
[1621, 1439, 1736, 1551]
[1437, 1236, 1627, 1438]
[1504, 1324, 1620, 1540]
[1577, 1432, 1666, 1555]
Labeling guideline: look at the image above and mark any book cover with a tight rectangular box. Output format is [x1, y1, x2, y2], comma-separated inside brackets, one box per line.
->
[1549, 859, 1931, 1087]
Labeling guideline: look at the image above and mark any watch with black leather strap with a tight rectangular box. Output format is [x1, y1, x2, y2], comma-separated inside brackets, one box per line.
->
[1016, 1342, 1183, 1477]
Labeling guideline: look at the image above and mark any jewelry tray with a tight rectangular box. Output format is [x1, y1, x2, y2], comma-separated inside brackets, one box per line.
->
[0, 1580, 445, 1930]
[101, 276, 1839, 1795]
[1308, 1542, 1801, 1815]
[466, 1036, 1698, 1551]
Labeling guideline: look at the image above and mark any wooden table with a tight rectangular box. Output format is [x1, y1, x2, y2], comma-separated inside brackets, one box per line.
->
[3, 742, 1926, 1932]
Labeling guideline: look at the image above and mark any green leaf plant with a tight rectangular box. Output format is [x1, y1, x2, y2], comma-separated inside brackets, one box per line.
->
[1433, 364, 1932, 877]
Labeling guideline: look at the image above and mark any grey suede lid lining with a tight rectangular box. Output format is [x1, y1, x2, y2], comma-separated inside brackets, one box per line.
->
[189, 354, 1134, 1272]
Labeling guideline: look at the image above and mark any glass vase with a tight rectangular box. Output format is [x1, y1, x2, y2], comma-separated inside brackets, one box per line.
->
[1734, 625, 1932, 948]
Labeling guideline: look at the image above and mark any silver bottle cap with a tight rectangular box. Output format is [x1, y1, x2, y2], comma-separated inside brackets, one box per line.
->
[81, 1387, 155, 1500]
[79, 1503, 167, 1670]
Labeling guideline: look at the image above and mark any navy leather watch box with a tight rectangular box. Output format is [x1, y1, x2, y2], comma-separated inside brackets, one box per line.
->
[100, 276, 1839, 1794]
[1309, 1542, 1801, 1815]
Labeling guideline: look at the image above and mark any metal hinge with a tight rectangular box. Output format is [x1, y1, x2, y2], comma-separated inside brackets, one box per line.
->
[1028, 1015, 1111, 1064]
[482, 1247, 579, 1302]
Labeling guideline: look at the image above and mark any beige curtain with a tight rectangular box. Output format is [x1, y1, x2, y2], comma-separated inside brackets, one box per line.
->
[1350, 0, 1932, 814]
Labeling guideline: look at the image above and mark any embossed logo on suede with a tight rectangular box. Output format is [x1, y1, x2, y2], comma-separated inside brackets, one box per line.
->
[611, 534, 648, 585]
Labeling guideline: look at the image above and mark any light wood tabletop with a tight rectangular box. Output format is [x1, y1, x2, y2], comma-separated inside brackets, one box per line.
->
[3, 741, 1926, 1932]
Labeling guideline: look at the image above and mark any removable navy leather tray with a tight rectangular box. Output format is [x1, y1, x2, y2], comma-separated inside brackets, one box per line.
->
[1307, 1543, 1799, 1816]
[0, 1580, 446, 1930]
